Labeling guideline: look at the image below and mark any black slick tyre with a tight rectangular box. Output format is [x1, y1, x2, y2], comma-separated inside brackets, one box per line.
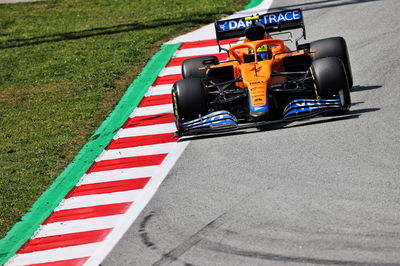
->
[310, 37, 353, 88]
[172, 78, 208, 131]
[310, 57, 351, 111]
[181, 56, 219, 79]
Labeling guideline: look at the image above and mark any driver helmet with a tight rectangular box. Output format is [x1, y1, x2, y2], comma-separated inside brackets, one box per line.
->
[257, 44, 269, 60]
[244, 23, 266, 41]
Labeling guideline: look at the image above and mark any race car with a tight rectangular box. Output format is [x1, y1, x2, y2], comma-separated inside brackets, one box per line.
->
[172, 9, 352, 136]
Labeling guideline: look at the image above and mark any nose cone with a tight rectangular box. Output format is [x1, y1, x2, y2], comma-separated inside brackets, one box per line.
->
[249, 108, 269, 119]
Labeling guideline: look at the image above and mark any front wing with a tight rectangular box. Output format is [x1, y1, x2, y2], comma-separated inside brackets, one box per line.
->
[177, 98, 346, 136]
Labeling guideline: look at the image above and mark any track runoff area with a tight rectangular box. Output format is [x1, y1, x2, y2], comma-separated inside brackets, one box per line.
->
[3, 1, 274, 265]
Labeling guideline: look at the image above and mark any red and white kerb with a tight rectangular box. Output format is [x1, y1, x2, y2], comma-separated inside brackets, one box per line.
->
[6, 38, 236, 266]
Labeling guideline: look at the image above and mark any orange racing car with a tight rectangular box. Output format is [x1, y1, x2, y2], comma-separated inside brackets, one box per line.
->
[172, 9, 352, 135]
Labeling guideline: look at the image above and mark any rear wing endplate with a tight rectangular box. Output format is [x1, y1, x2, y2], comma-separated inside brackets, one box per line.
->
[215, 9, 306, 48]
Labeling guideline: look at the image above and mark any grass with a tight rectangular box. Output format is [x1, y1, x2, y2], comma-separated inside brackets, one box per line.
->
[0, 0, 247, 239]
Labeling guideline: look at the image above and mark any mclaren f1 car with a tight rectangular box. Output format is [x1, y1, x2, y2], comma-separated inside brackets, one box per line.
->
[172, 9, 353, 136]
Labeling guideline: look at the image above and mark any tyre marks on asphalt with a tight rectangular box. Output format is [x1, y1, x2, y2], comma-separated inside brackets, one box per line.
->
[151, 212, 230, 266]
[201, 241, 400, 266]
[138, 211, 158, 251]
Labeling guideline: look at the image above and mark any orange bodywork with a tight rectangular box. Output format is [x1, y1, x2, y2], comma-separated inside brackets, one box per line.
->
[207, 38, 310, 114]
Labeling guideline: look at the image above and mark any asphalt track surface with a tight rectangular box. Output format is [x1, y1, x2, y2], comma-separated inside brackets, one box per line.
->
[104, 0, 400, 265]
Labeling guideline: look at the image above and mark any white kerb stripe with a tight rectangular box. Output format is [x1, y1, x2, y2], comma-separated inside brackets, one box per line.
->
[129, 104, 173, 117]
[96, 142, 176, 162]
[55, 189, 145, 211]
[146, 85, 172, 96]
[159, 65, 181, 76]
[113, 123, 176, 139]
[35, 215, 122, 238]
[78, 165, 160, 185]
[166, 24, 216, 44]
[175, 46, 221, 57]
[6, 243, 100, 266]
[84, 141, 189, 266]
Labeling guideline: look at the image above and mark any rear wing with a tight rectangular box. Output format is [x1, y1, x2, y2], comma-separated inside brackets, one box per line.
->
[215, 9, 306, 49]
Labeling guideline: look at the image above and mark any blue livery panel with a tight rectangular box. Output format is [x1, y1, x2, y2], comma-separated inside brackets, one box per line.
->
[181, 111, 238, 133]
[216, 9, 302, 33]
[283, 99, 343, 118]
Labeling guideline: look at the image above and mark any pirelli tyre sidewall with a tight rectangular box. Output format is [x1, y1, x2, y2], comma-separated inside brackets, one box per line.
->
[310, 37, 353, 88]
[172, 78, 208, 131]
[311, 57, 351, 111]
[181, 56, 219, 79]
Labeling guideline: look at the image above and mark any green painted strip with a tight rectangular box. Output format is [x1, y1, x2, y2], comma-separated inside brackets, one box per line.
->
[0, 1, 264, 262]
[245, 0, 264, 9]
[0, 42, 181, 265]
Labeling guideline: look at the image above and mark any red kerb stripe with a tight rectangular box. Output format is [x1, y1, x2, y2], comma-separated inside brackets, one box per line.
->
[122, 113, 175, 128]
[166, 53, 228, 67]
[87, 153, 167, 173]
[153, 74, 182, 86]
[178, 38, 240, 50]
[26, 257, 90, 266]
[65, 178, 151, 198]
[107, 133, 178, 150]
[43, 202, 133, 224]
[17, 229, 112, 254]
[138, 94, 171, 107]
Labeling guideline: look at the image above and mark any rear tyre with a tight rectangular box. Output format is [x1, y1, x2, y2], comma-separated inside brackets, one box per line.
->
[181, 56, 219, 79]
[172, 78, 208, 130]
[311, 57, 351, 111]
[310, 37, 353, 88]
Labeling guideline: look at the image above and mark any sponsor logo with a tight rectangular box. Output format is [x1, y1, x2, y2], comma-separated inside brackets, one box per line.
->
[217, 19, 251, 32]
[172, 92, 179, 116]
[262, 10, 301, 25]
[219, 22, 227, 31]
[253, 106, 266, 111]
[217, 19, 253, 32]
[217, 10, 302, 32]
[249, 80, 265, 85]
[291, 100, 336, 108]
[293, 101, 313, 107]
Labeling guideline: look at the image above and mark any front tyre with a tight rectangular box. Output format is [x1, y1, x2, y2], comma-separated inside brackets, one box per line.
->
[310, 57, 351, 111]
[172, 78, 208, 131]
[310, 37, 353, 88]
